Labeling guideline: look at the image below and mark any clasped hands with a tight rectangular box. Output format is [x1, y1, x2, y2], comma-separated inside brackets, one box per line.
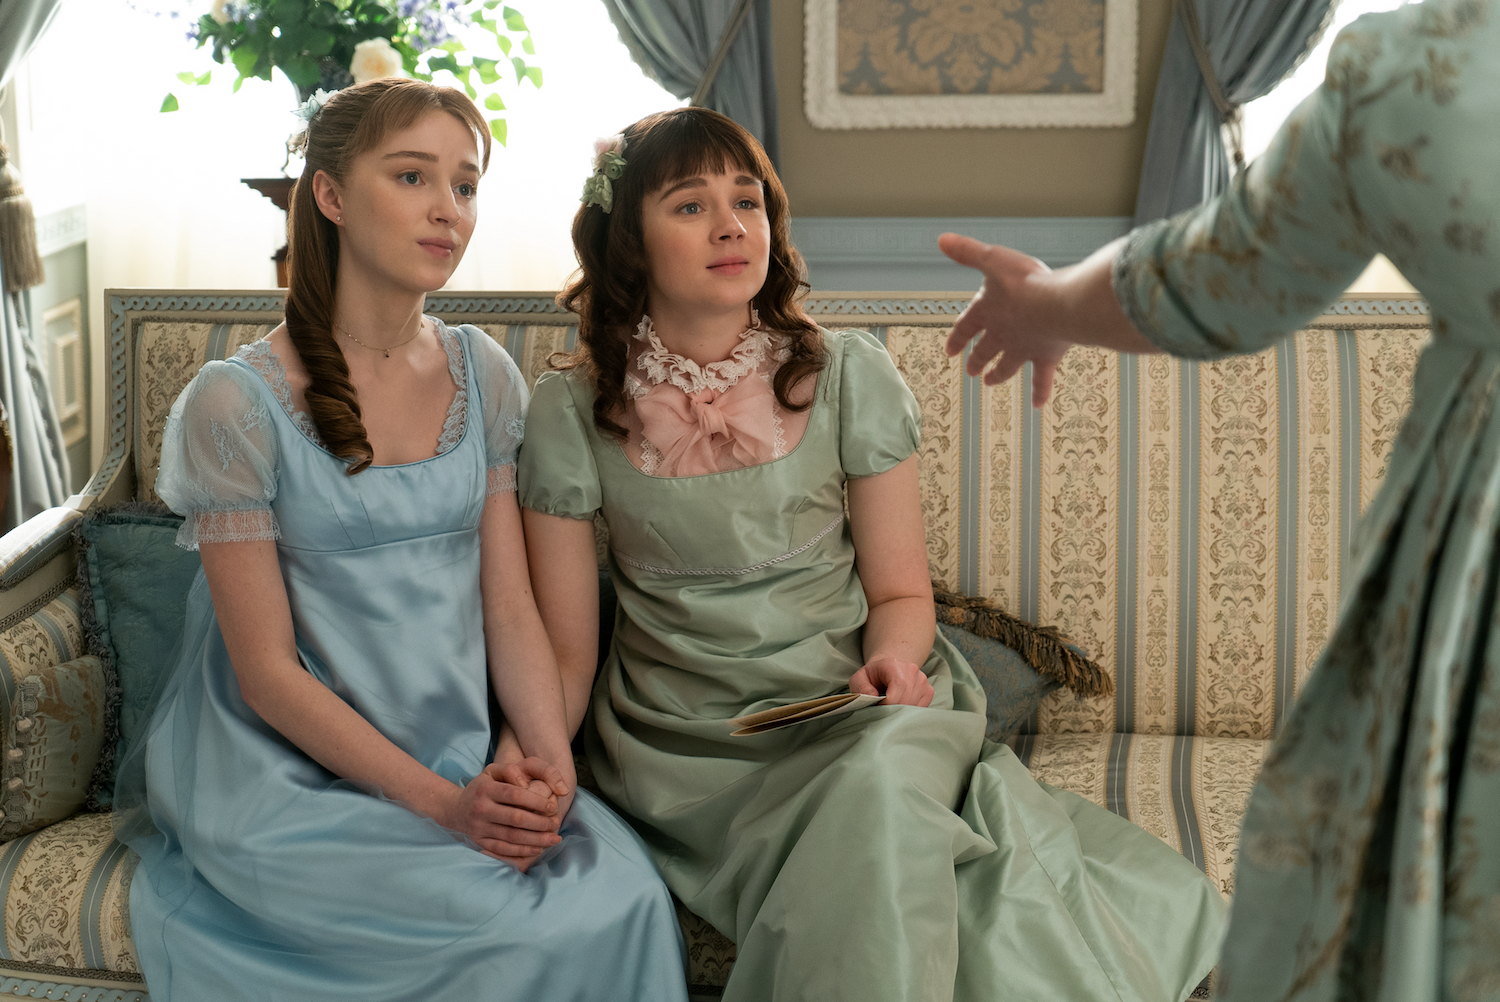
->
[444, 756, 572, 873]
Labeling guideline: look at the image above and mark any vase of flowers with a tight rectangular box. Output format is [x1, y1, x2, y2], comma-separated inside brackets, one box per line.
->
[162, 0, 541, 145]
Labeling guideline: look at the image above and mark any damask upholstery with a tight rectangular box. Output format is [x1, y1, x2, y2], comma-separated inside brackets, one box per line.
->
[0, 812, 140, 977]
[0, 655, 107, 841]
[0, 293, 1426, 999]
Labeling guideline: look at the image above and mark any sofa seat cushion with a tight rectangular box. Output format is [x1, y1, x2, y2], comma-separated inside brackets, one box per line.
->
[1011, 731, 1270, 897]
[0, 813, 139, 974]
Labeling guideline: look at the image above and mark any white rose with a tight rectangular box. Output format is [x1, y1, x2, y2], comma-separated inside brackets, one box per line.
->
[350, 38, 404, 84]
[210, 0, 232, 24]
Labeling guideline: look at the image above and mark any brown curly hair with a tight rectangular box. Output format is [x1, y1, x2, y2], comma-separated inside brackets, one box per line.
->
[558, 107, 824, 439]
[284, 78, 491, 474]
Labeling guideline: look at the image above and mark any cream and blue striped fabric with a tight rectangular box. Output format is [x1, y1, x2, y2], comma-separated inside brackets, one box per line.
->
[39, 300, 1420, 1001]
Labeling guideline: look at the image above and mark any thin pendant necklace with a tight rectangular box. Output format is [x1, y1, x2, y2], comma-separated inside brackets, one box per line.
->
[337, 317, 425, 359]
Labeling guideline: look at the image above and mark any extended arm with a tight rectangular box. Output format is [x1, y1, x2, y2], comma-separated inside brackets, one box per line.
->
[845, 454, 936, 707]
[520, 508, 600, 739]
[478, 490, 577, 820]
[938, 235, 1158, 407]
[942, 53, 1377, 406]
[199, 539, 561, 864]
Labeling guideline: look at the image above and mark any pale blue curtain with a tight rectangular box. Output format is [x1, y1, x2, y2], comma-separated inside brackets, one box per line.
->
[1133, 0, 1337, 225]
[0, 0, 70, 528]
[599, 0, 780, 164]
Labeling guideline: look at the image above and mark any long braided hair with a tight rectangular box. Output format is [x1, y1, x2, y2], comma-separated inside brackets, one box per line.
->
[284, 78, 491, 473]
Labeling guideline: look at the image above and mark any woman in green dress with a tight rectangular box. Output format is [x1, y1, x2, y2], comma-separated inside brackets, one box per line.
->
[940, 2, 1500, 999]
[516, 107, 1227, 1002]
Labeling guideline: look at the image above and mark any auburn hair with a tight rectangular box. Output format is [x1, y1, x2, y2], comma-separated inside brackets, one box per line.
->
[558, 107, 824, 439]
[284, 78, 491, 474]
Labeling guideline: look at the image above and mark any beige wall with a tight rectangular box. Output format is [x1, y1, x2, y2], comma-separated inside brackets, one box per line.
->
[773, 0, 1174, 218]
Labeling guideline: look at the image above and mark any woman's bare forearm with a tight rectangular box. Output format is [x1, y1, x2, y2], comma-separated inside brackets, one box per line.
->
[480, 494, 576, 776]
[1036, 238, 1160, 355]
[522, 508, 602, 738]
[861, 594, 936, 667]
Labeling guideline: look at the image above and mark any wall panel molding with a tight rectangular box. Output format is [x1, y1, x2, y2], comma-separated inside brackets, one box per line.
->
[792, 216, 1132, 291]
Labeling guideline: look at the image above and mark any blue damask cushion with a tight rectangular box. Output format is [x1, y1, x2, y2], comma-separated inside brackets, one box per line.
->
[79, 509, 202, 808]
[938, 622, 1061, 741]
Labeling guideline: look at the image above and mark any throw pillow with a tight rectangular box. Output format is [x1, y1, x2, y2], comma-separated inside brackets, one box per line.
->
[937, 623, 1060, 741]
[0, 655, 108, 839]
[78, 507, 202, 808]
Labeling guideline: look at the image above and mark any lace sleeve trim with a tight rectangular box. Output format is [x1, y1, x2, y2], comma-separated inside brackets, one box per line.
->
[486, 463, 517, 495]
[237, 340, 326, 447]
[435, 322, 469, 455]
[178, 509, 280, 550]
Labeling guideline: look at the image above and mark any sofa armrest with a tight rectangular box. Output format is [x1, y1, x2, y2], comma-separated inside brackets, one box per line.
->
[0, 505, 84, 591]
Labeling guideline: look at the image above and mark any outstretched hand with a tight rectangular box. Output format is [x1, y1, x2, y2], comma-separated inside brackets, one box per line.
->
[938, 233, 1076, 406]
[850, 657, 935, 707]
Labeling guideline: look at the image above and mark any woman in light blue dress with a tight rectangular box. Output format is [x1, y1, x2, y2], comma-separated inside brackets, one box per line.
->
[943, 2, 1500, 998]
[116, 78, 687, 1000]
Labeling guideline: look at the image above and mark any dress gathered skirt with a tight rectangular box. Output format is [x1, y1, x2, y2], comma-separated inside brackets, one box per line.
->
[119, 322, 687, 1001]
[519, 328, 1230, 1002]
[1111, 3, 1500, 998]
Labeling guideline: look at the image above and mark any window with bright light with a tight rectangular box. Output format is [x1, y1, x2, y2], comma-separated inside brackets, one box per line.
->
[20, 1, 682, 295]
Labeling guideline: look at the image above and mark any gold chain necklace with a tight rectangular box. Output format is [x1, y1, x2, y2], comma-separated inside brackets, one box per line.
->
[336, 317, 425, 359]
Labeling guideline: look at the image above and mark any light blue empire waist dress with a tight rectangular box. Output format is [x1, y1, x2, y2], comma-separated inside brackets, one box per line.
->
[118, 321, 687, 1001]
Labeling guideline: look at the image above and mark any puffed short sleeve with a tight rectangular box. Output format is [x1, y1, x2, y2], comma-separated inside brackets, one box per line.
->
[837, 329, 921, 477]
[155, 360, 280, 550]
[517, 371, 602, 519]
[465, 325, 529, 495]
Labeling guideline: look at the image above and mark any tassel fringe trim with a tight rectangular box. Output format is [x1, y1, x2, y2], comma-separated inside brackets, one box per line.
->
[933, 585, 1115, 699]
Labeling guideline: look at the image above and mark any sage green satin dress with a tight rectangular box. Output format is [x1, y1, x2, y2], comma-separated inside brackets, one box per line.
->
[520, 329, 1226, 1001]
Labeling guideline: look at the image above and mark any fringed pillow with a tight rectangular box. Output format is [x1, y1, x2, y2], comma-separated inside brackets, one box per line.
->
[934, 586, 1113, 741]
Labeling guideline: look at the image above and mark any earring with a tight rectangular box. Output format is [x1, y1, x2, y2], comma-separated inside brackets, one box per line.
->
[336, 215, 342, 222]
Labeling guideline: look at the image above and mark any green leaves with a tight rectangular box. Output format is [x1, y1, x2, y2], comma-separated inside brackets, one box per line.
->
[472, 56, 500, 84]
[160, 1, 543, 154]
[511, 56, 541, 88]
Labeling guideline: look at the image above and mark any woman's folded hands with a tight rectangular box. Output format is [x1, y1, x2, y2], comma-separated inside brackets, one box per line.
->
[442, 756, 572, 872]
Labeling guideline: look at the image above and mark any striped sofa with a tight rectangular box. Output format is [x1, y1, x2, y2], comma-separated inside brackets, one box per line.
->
[0, 289, 1427, 999]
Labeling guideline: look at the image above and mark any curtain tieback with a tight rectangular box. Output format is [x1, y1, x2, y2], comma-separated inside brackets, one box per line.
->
[1174, 0, 1247, 175]
[690, 0, 758, 107]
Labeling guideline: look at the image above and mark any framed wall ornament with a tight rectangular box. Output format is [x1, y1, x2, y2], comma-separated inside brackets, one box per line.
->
[805, 0, 1137, 128]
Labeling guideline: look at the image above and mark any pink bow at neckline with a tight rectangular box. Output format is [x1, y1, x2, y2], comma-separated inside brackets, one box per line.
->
[635, 374, 778, 476]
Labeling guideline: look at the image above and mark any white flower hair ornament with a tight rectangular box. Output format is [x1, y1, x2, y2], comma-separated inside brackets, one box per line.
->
[581, 134, 628, 213]
[287, 89, 336, 158]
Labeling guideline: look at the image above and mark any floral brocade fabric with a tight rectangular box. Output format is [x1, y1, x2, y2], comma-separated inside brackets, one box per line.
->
[1111, 2, 1500, 999]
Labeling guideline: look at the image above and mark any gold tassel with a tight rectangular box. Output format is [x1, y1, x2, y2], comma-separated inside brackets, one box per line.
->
[0, 144, 43, 294]
[933, 585, 1115, 698]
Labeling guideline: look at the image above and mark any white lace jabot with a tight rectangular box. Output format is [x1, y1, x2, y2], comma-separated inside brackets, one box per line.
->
[631, 310, 778, 395]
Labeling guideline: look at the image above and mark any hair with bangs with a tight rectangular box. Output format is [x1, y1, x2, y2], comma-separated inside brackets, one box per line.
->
[284, 77, 490, 474]
[558, 107, 824, 440]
